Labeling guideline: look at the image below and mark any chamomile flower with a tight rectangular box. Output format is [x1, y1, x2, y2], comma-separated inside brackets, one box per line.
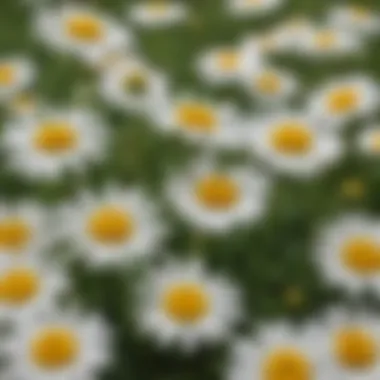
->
[2, 108, 107, 180]
[156, 96, 244, 149]
[0, 57, 35, 102]
[129, 0, 188, 29]
[0, 255, 68, 322]
[314, 214, 380, 293]
[34, 5, 131, 65]
[248, 113, 342, 177]
[0, 203, 47, 256]
[309, 76, 379, 127]
[358, 125, 380, 156]
[1, 310, 112, 380]
[136, 258, 242, 351]
[196, 45, 260, 85]
[227, 322, 325, 380]
[227, 0, 284, 18]
[317, 308, 380, 380]
[243, 65, 299, 105]
[328, 5, 380, 36]
[100, 58, 169, 113]
[299, 27, 360, 58]
[166, 160, 269, 233]
[60, 187, 166, 268]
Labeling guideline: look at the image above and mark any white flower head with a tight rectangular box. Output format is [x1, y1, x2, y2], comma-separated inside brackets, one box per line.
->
[34, 5, 132, 65]
[2, 108, 108, 180]
[0, 57, 35, 102]
[129, 1, 188, 29]
[166, 159, 269, 233]
[248, 113, 343, 177]
[136, 257, 242, 352]
[314, 214, 380, 293]
[1, 310, 112, 380]
[59, 186, 166, 269]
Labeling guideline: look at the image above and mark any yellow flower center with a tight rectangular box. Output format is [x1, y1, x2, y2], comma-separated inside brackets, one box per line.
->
[314, 31, 338, 49]
[350, 6, 370, 21]
[87, 206, 135, 245]
[0, 267, 40, 305]
[327, 87, 360, 114]
[30, 327, 80, 370]
[0, 64, 16, 87]
[147, 0, 169, 15]
[270, 122, 314, 155]
[334, 327, 377, 369]
[175, 103, 218, 133]
[216, 50, 239, 72]
[370, 133, 380, 153]
[0, 218, 32, 251]
[65, 14, 103, 42]
[262, 347, 313, 380]
[33, 121, 78, 154]
[162, 282, 209, 324]
[123, 71, 148, 95]
[341, 236, 380, 275]
[255, 72, 282, 95]
[195, 174, 240, 210]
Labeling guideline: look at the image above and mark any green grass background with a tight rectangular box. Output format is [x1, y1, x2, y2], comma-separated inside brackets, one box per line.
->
[1, 0, 380, 379]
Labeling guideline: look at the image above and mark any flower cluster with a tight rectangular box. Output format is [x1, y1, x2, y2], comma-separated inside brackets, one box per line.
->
[0, 0, 380, 379]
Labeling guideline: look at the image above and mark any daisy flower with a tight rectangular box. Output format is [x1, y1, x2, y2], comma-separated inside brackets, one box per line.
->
[1, 310, 112, 380]
[357, 125, 380, 156]
[308, 76, 379, 128]
[316, 308, 380, 380]
[314, 214, 380, 293]
[328, 5, 380, 36]
[2, 108, 108, 180]
[0, 254, 68, 322]
[59, 187, 166, 269]
[227, 322, 325, 380]
[129, 0, 188, 29]
[156, 96, 244, 149]
[0, 202, 48, 256]
[166, 159, 269, 233]
[227, 0, 284, 18]
[196, 45, 260, 85]
[299, 27, 361, 58]
[136, 258, 242, 351]
[99, 57, 169, 114]
[248, 113, 342, 177]
[242, 65, 299, 105]
[0, 57, 35, 102]
[34, 5, 132, 65]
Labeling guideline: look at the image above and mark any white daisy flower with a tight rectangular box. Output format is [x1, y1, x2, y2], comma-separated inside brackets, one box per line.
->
[1, 310, 112, 380]
[136, 258, 242, 351]
[34, 5, 132, 65]
[248, 113, 343, 177]
[314, 214, 380, 293]
[0, 202, 48, 256]
[59, 187, 166, 269]
[99, 57, 169, 114]
[316, 308, 380, 380]
[129, 1, 188, 29]
[309, 76, 379, 128]
[358, 125, 380, 156]
[299, 27, 361, 58]
[227, 0, 284, 18]
[328, 5, 380, 36]
[227, 322, 325, 380]
[166, 159, 269, 233]
[0, 254, 68, 322]
[156, 96, 245, 149]
[0, 57, 35, 102]
[196, 45, 261, 85]
[242, 65, 299, 105]
[2, 108, 108, 180]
